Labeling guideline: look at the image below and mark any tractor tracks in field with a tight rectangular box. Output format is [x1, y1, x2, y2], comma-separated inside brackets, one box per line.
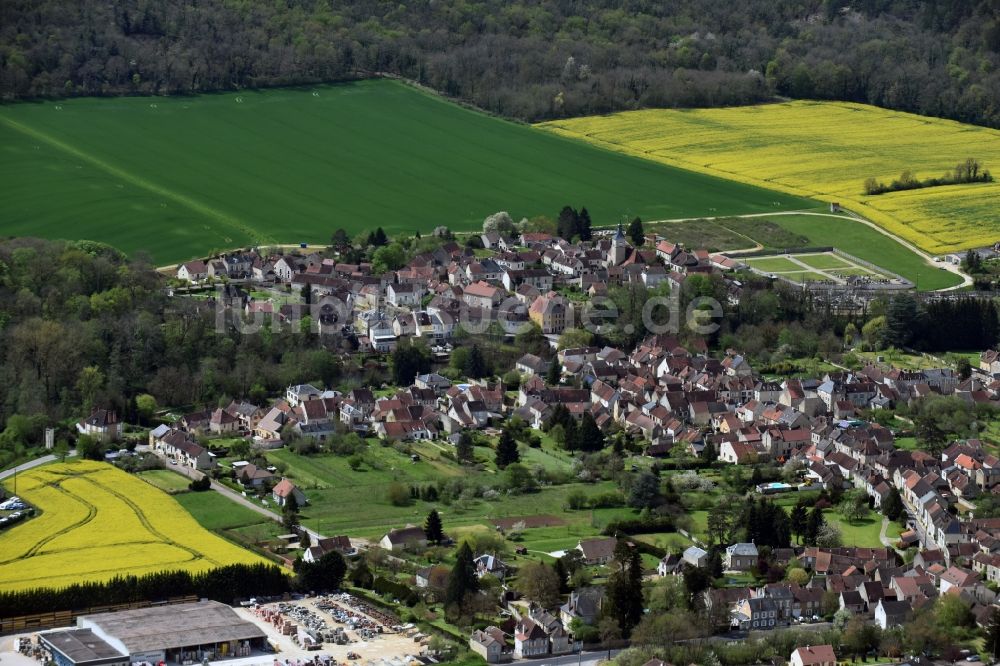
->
[0, 475, 98, 564]
[0, 115, 276, 248]
[82, 476, 218, 566]
[0, 467, 218, 567]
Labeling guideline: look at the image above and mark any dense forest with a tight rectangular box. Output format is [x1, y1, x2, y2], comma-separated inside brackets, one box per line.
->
[1, 0, 999, 126]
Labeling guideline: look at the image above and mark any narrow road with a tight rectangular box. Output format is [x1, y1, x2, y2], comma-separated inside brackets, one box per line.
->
[879, 516, 905, 557]
[533, 648, 623, 666]
[0, 451, 77, 482]
[163, 460, 333, 544]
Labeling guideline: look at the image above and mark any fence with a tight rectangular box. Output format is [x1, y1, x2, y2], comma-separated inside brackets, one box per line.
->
[1, 595, 199, 634]
[727, 246, 834, 259]
[729, 245, 915, 292]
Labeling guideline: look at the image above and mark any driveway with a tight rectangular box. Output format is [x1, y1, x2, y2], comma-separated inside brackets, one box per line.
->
[0, 451, 77, 483]
[163, 460, 330, 544]
[880, 516, 905, 556]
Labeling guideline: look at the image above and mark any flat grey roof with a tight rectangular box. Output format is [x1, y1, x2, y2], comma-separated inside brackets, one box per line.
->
[40, 629, 126, 664]
[80, 601, 266, 654]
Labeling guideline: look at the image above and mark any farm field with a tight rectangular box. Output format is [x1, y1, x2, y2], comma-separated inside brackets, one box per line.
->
[0, 80, 813, 264]
[538, 101, 1000, 256]
[0, 460, 270, 592]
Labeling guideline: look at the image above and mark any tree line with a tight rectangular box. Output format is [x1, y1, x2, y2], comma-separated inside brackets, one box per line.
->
[1, 0, 999, 128]
[0, 563, 289, 618]
[864, 158, 994, 195]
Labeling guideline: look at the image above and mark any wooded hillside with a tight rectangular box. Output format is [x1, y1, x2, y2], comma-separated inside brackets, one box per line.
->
[1, 0, 999, 125]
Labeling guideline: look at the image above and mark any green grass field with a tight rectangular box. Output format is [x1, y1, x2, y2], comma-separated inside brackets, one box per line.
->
[795, 253, 853, 270]
[743, 248, 896, 285]
[743, 257, 802, 273]
[747, 214, 961, 289]
[0, 80, 814, 264]
[822, 510, 888, 548]
[174, 490, 272, 531]
[137, 469, 192, 493]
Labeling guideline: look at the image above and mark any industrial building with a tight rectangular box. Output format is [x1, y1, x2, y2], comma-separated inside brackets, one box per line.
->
[39, 601, 268, 666]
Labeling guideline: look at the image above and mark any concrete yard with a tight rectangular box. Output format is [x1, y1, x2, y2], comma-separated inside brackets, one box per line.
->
[238, 597, 428, 666]
[0, 597, 427, 666]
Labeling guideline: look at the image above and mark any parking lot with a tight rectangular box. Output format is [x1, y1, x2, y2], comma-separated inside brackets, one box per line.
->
[238, 596, 429, 666]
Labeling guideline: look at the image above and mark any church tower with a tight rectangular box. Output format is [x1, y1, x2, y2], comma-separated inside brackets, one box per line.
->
[611, 220, 629, 266]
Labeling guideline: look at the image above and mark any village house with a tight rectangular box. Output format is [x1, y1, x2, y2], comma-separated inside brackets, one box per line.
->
[874, 599, 912, 629]
[77, 408, 123, 443]
[528, 291, 572, 334]
[725, 543, 759, 571]
[177, 260, 208, 282]
[379, 525, 428, 551]
[236, 462, 275, 489]
[560, 587, 604, 629]
[271, 478, 307, 508]
[576, 537, 619, 566]
[303, 535, 356, 562]
[512, 618, 548, 658]
[790, 645, 837, 666]
[470, 627, 509, 663]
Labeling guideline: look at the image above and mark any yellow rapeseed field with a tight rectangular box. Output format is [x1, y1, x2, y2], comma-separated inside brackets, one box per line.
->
[537, 101, 1000, 255]
[0, 460, 270, 592]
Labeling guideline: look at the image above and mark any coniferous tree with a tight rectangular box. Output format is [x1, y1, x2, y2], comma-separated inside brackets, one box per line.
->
[604, 540, 644, 637]
[577, 412, 605, 452]
[543, 403, 572, 431]
[986, 609, 1000, 661]
[627, 217, 645, 246]
[557, 206, 579, 241]
[496, 428, 520, 468]
[805, 506, 825, 546]
[552, 557, 570, 594]
[707, 549, 724, 579]
[545, 359, 562, 385]
[424, 509, 444, 545]
[701, 440, 717, 463]
[456, 431, 474, 463]
[882, 487, 904, 521]
[790, 501, 809, 544]
[577, 207, 593, 241]
[372, 227, 389, 246]
[282, 493, 300, 532]
[464, 344, 487, 379]
[445, 542, 479, 609]
[880, 294, 919, 348]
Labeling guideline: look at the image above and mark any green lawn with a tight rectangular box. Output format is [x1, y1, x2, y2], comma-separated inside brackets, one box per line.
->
[794, 253, 853, 270]
[634, 532, 694, 553]
[137, 469, 192, 493]
[0, 79, 813, 264]
[781, 270, 833, 283]
[744, 257, 803, 272]
[747, 213, 962, 289]
[823, 510, 886, 548]
[174, 489, 272, 530]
